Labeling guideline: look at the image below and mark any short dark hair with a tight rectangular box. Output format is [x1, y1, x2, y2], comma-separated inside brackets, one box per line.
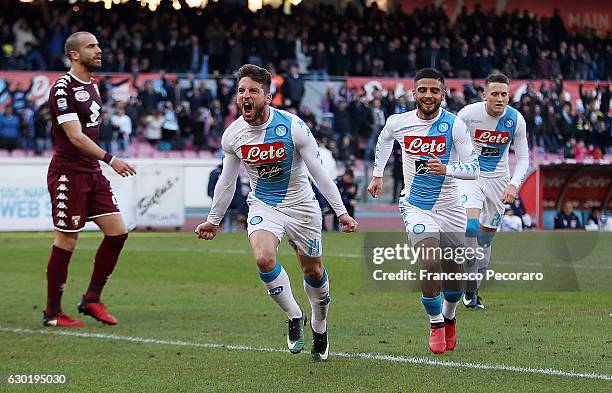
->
[414, 68, 445, 85]
[236, 64, 271, 93]
[485, 72, 509, 86]
[64, 31, 92, 58]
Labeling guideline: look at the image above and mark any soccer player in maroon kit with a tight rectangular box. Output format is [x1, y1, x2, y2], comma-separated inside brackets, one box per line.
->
[43, 32, 136, 327]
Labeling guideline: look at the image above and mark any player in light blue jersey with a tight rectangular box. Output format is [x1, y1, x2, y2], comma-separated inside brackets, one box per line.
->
[368, 68, 479, 354]
[195, 65, 357, 361]
[457, 72, 529, 309]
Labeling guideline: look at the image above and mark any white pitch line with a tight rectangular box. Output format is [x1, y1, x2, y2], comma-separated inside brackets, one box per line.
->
[1, 327, 610, 382]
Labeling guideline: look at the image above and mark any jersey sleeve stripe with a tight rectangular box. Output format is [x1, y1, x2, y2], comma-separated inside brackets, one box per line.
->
[57, 113, 79, 124]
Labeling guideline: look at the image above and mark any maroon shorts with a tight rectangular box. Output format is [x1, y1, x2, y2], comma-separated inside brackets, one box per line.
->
[47, 170, 120, 232]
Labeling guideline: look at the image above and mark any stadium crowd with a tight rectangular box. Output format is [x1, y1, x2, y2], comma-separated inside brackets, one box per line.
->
[1, 2, 611, 79]
[0, 1, 610, 160]
[1, 71, 610, 162]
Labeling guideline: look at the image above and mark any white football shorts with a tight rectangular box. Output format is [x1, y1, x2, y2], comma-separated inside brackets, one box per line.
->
[247, 197, 323, 257]
[458, 175, 509, 229]
[399, 198, 467, 248]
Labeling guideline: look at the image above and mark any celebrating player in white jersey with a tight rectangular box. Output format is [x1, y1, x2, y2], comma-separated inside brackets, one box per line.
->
[368, 68, 479, 355]
[457, 73, 529, 309]
[195, 64, 357, 362]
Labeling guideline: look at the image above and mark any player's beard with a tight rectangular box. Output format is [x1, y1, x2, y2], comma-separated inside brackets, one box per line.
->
[82, 57, 102, 73]
[243, 101, 266, 124]
[416, 98, 441, 117]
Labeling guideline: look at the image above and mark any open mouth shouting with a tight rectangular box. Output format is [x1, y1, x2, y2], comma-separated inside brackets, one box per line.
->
[243, 101, 254, 117]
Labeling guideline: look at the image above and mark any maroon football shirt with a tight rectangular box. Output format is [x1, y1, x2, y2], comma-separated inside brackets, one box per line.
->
[48, 72, 103, 173]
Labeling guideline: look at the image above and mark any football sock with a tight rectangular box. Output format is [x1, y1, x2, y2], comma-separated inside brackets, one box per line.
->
[477, 245, 492, 289]
[442, 289, 464, 320]
[476, 231, 494, 289]
[45, 245, 73, 316]
[421, 294, 444, 325]
[304, 268, 330, 334]
[259, 262, 302, 319]
[85, 233, 128, 302]
[465, 235, 479, 292]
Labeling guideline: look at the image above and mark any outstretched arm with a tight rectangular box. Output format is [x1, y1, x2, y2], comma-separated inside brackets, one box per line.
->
[206, 152, 241, 225]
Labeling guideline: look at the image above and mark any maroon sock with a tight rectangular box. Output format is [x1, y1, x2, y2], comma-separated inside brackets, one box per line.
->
[85, 233, 128, 302]
[45, 246, 73, 316]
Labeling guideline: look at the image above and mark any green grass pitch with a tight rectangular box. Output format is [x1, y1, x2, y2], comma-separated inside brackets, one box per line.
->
[1, 232, 610, 392]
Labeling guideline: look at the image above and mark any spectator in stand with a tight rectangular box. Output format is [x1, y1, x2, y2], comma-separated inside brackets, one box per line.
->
[558, 103, 575, 141]
[317, 118, 334, 141]
[0, 2, 611, 80]
[499, 205, 523, 232]
[463, 80, 483, 105]
[365, 97, 386, 160]
[563, 138, 577, 159]
[10, 82, 28, 114]
[509, 196, 532, 228]
[111, 105, 132, 152]
[543, 105, 560, 153]
[143, 108, 164, 147]
[334, 169, 357, 231]
[20, 105, 36, 151]
[329, 97, 352, 141]
[138, 80, 162, 112]
[33, 105, 51, 156]
[584, 208, 603, 231]
[309, 42, 329, 81]
[574, 140, 588, 161]
[98, 110, 114, 154]
[554, 201, 583, 230]
[191, 106, 210, 153]
[337, 135, 356, 165]
[589, 144, 603, 160]
[282, 64, 304, 109]
[160, 101, 179, 147]
[0, 106, 22, 153]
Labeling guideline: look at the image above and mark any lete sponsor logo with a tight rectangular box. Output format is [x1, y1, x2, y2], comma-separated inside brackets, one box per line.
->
[403, 136, 447, 155]
[241, 142, 287, 164]
[475, 129, 510, 145]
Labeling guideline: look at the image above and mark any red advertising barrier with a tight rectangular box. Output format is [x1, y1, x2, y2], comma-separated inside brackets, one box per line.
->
[0, 71, 174, 109]
[542, 165, 612, 210]
[520, 164, 612, 228]
[346, 77, 608, 114]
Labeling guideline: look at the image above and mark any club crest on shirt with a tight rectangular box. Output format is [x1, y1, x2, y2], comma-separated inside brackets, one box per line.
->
[274, 124, 288, 137]
[413, 223, 426, 234]
[75, 90, 90, 102]
[504, 118, 515, 128]
[438, 122, 449, 132]
[241, 142, 287, 165]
